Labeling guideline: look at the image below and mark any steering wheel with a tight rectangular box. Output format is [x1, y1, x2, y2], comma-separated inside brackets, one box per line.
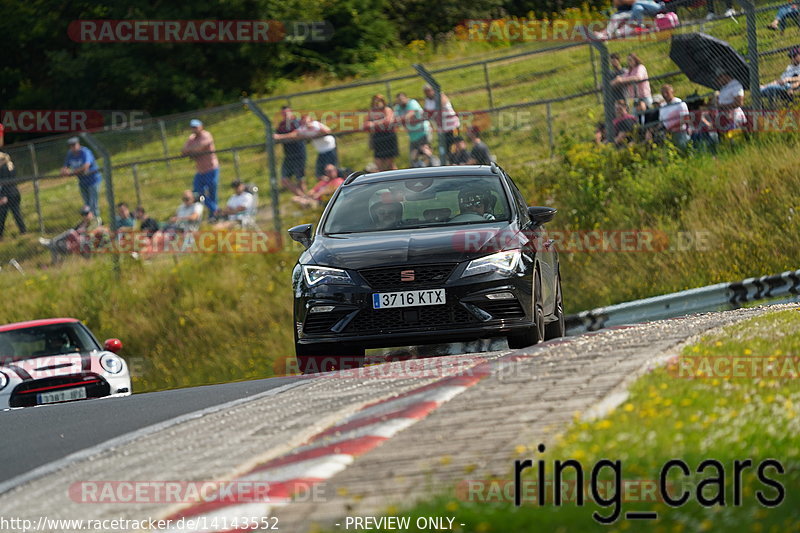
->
[448, 213, 486, 223]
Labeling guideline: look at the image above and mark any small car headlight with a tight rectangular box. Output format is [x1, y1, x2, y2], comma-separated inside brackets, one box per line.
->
[302, 265, 354, 286]
[462, 250, 521, 278]
[100, 353, 124, 374]
[0, 371, 8, 391]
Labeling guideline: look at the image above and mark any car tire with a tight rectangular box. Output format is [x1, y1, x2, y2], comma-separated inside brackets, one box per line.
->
[544, 273, 565, 340]
[507, 269, 544, 349]
[295, 343, 365, 374]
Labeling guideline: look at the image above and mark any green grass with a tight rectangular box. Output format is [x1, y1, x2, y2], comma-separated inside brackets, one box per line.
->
[367, 308, 800, 532]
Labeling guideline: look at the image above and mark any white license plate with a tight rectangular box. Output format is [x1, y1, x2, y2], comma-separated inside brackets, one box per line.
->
[372, 288, 446, 309]
[37, 386, 87, 405]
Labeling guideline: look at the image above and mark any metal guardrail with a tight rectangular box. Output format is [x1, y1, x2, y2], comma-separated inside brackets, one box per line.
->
[565, 268, 800, 335]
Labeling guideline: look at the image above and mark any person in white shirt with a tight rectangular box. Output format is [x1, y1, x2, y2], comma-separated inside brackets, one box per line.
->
[214, 179, 255, 229]
[423, 84, 461, 163]
[760, 47, 800, 107]
[294, 115, 338, 179]
[658, 84, 690, 147]
[715, 73, 747, 131]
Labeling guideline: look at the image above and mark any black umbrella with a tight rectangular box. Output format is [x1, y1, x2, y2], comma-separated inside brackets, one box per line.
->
[669, 32, 750, 90]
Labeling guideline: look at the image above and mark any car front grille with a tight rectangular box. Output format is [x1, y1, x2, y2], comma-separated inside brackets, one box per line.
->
[9, 373, 110, 407]
[358, 264, 457, 291]
[475, 300, 527, 319]
[346, 302, 478, 334]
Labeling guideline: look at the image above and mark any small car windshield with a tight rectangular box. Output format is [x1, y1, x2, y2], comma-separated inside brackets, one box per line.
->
[0, 323, 100, 364]
[323, 176, 511, 234]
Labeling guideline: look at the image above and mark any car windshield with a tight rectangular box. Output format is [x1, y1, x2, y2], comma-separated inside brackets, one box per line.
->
[0, 323, 100, 364]
[322, 175, 511, 234]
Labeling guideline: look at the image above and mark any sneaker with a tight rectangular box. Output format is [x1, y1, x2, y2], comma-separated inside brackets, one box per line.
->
[724, 8, 736, 16]
[38, 237, 52, 247]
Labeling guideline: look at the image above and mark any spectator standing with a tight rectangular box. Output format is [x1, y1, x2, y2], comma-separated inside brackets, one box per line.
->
[364, 94, 399, 171]
[181, 119, 219, 217]
[274, 105, 307, 196]
[394, 92, 432, 162]
[760, 47, 800, 107]
[423, 84, 461, 163]
[61, 137, 102, 218]
[466, 127, 492, 165]
[611, 53, 652, 106]
[450, 136, 470, 164]
[294, 115, 338, 179]
[658, 85, 690, 147]
[0, 152, 26, 239]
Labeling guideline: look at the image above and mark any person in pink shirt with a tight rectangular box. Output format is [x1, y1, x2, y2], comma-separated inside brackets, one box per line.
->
[611, 53, 653, 106]
[181, 119, 220, 216]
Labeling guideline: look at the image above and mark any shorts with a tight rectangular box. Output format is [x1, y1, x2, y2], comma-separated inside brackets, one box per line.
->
[315, 149, 339, 177]
[282, 154, 306, 180]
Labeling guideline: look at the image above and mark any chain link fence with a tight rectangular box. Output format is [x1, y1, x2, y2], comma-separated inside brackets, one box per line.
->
[0, 0, 792, 272]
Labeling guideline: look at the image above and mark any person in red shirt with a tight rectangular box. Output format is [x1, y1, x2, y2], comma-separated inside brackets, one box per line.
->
[181, 119, 219, 217]
[292, 164, 344, 208]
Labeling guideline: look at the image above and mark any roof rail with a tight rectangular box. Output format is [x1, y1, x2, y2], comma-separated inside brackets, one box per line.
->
[343, 170, 367, 185]
[489, 161, 500, 174]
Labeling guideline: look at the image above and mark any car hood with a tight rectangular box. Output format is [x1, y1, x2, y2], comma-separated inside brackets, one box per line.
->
[308, 222, 523, 270]
[1, 352, 109, 382]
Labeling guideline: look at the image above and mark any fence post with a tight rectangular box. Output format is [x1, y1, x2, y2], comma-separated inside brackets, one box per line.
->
[413, 63, 447, 163]
[243, 98, 282, 235]
[545, 102, 555, 158]
[589, 39, 615, 143]
[589, 45, 601, 104]
[740, 0, 761, 111]
[233, 149, 241, 180]
[483, 62, 495, 109]
[158, 119, 171, 168]
[27, 143, 44, 234]
[80, 132, 119, 276]
[385, 80, 393, 102]
[131, 164, 142, 208]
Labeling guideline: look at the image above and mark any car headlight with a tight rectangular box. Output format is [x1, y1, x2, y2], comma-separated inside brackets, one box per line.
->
[462, 250, 521, 278]
[100, 353, 124, 374]
[302, 265, 354, 286]
[0, 371, 8, 391]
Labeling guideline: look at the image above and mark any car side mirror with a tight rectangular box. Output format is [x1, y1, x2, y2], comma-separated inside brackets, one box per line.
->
[288, 224, 313, 249]
[104, 338, 123, 353]
[528, 206, 557, 226]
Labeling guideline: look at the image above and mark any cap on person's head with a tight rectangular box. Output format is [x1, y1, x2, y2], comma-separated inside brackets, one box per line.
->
[67, 137, 79, 145]
[189, 119, 203, 128]
[79, 205, 91, 215]
[789, 46, 800, 57]
[230, 179, 243, 188]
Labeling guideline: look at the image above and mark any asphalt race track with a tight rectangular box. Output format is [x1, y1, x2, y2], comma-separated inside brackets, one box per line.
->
[0, 376, 299, 485]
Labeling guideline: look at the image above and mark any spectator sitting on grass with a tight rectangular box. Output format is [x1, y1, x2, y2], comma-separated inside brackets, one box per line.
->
[760, 46, 800, 107]
[767, 3, 800, 31]
[116, 202, 135, 229]
[594, 122, 608, 145]
[134, 206, 160, 238]
[38, 205, 102, 262]
[611, 53, 652, 106]
[411, 143, 441, 168]
[450, 136, 470, 165]
[612, 99, 638, 146]
[713, 72, 747, 132]
[166, 190, 204, 232]
[658, 84, 690, 147]
[292, 164, 345, 208]
[466, 127, 492, 165]
[213, 179, 255, 229]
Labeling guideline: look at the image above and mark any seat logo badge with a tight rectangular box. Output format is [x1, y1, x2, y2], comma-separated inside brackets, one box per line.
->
[400, 270, 415, 282]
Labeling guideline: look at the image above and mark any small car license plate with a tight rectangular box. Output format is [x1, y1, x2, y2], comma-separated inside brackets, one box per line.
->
[372, 289, 445, 309]
[38, 386, 87, 405]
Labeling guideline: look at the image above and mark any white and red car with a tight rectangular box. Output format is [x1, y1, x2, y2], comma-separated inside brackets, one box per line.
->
[0, 318, 131, 409]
